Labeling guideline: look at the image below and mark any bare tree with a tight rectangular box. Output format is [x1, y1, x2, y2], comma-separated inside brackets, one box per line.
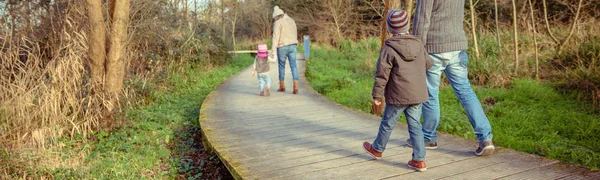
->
[324, 0, 353, 40]
[403, 0, 413, 22]
[364, 0, 384, 17]
[558, 0, 584, 53]
[542, 0, 559, 44]
[469, 0, 480, 58]
[221, 0, 226, 39]
[86, 0, 106, 89]
[494, 0, 502, 61]
[230, 1, 239, 51]
[528, 0, 539, 79]
[105, 0, 131, 96]
[380, 0, 390, 46]
[511, 0, 519, 74]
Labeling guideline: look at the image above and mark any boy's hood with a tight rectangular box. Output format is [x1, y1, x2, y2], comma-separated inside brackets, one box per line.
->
[384, 35, 423, 62]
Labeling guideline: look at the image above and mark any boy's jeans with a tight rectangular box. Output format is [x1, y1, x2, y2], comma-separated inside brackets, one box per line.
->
[257, 73, 271, 92]
[373, 104, 426, 161]
[421, 50, 493, 143]
[276, 44, 299, 81]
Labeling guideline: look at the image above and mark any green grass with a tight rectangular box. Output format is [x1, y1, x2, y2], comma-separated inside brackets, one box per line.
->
[45, 55, 253, 179]
[306, 38, 600, 170]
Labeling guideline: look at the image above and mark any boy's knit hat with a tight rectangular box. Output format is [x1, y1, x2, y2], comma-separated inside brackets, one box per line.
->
[386, 9, 409, 34]
[257, 44, 268, 58]
[273, 6, 284, 19]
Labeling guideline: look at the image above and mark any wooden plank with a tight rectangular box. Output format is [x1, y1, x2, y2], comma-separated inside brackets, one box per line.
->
[386, 150, 530, 179]
[204, 109, 338, 128]
[327, 147, 475, 180]
[290, 148, 469, 180]
[241, 136, 406, 168]
[558, 170, 600, 180]
[217, 123, 376, 150]
[248, 138, 411, 178]
[222, 127, 376, 159]
[208, 115, 347, 137]
[497, 162, 590, 180]
[208, 117, 368, 145]
[439, 151, 559, 179]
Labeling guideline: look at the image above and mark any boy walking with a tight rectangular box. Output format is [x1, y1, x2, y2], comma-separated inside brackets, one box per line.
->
[362, 9, 433, 172]
[252, 44, 271, 96]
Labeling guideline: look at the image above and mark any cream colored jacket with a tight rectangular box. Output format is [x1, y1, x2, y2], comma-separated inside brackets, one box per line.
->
[271, 14, 298, 54]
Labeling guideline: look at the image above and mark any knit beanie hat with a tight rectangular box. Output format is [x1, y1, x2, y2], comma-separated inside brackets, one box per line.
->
[386, 9, 409, 34]
[257, 44, 268, 58]
[273, 6, 284, 19]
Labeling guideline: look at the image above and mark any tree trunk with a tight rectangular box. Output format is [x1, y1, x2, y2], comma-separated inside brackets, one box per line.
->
[558, 0, 583, 53]
[494, 0, 502, 61]
[231, 2, 238, 51]
[528, 0, 539, 79]
[326, 1, 344, 40]
[469, 0, 480, 58]
[221, 0, 225, 40]
[109, 0, 116, 21]
[105, 0, 130, 96]
[86, 0, 106, 90]
[403, 0, 413, 23]
[542, 0, 559, 44]
[380, 0, 390, 46]
[512, 0, 519, 74]
[183, 0, 188, 22]
[391, 0, 401, 8]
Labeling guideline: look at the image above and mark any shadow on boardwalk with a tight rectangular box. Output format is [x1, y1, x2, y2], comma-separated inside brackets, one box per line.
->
[199, 59, 599, 180]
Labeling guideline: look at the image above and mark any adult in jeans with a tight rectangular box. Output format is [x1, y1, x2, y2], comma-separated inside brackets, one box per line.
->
[411, 0, 495, 156]
[271, 6, 299, 94]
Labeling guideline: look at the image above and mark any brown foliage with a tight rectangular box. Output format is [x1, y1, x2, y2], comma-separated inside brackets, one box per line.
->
[1, 1, 103, 149]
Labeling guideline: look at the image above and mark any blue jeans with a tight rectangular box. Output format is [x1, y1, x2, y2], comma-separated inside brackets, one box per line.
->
[373, 104, 426, 161]
[257, 73, 271, 92]
[421, 50, 493, 143]
[277, 45, 299, 81]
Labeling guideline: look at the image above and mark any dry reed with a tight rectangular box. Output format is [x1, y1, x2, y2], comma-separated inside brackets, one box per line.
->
[0, 2, 106, 151]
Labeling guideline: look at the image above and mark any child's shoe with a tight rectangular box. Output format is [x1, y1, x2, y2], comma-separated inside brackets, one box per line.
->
[362, 142, 382, 159]
[266, 88, 271, 96]
[407, 159, 427, 172]
[260, 91, 265, 96]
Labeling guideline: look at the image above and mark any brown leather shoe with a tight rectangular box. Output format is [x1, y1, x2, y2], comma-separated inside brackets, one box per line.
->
[292, 80, 299, 94]
[407, 159, 427, 172]
[265, 88, 271, 96]
[362, 142, 382, 159]
[277, 81, 285, 92]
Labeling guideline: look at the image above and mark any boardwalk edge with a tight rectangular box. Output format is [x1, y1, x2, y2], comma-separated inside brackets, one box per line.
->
[199, 67, 252, 180]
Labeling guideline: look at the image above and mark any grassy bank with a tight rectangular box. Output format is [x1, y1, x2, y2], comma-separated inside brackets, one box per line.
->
[2, 55, 253, 179]
[306, 38, 600, 170]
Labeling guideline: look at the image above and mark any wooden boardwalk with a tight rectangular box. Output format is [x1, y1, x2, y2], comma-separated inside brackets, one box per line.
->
[199, 58, 598, 180]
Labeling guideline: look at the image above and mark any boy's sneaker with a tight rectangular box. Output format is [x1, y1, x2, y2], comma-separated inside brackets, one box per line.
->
[406, 138, 438, 149]
[260, 91, 265, 96]
[407, 159, 427, 172]
[475, 140, 495, 156]
[362, 142, 382, 159]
